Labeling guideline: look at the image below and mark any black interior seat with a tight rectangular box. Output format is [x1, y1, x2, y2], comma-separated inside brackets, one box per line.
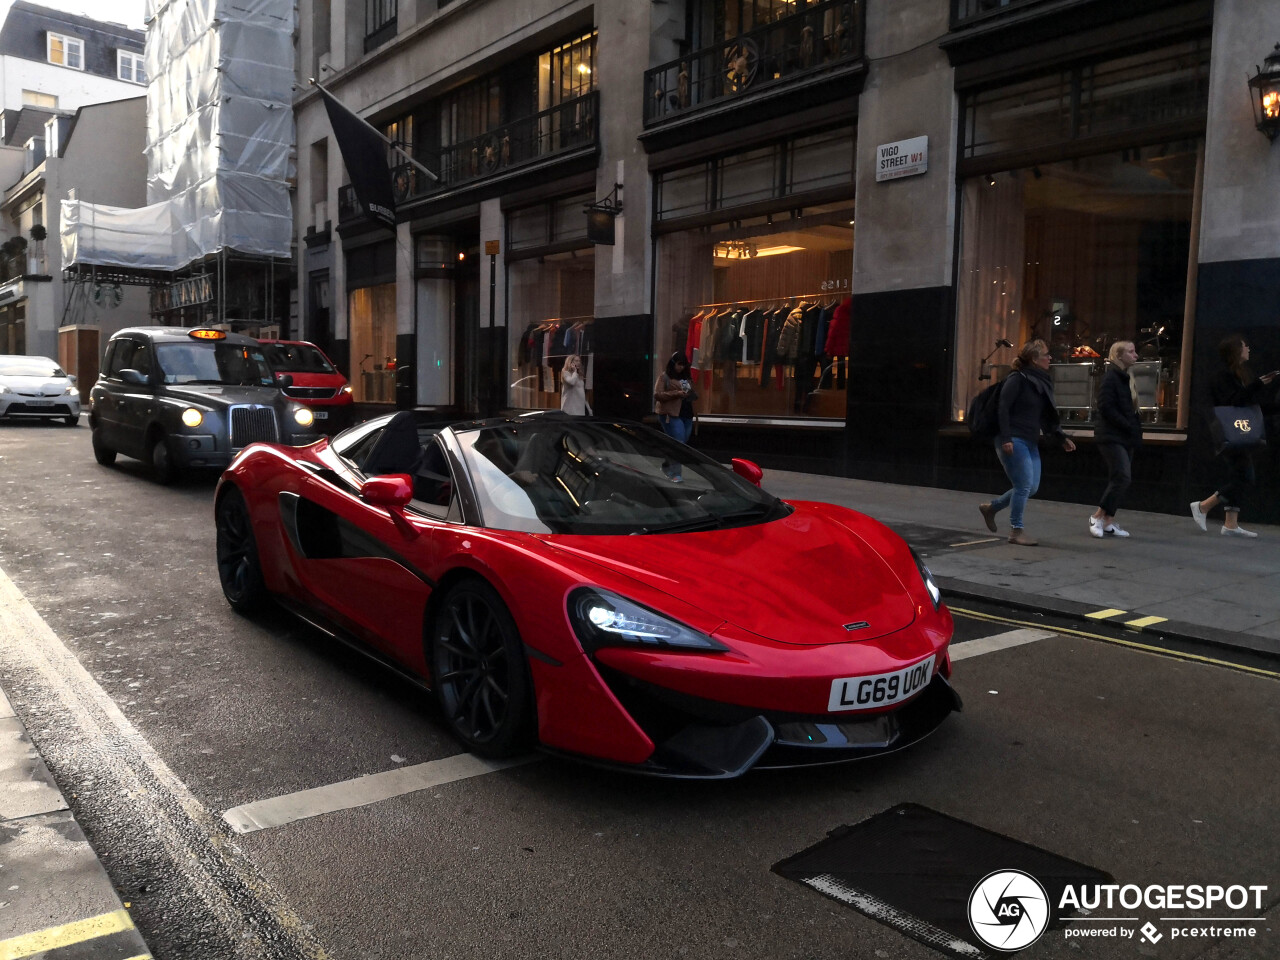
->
[361, 411, 424, 477]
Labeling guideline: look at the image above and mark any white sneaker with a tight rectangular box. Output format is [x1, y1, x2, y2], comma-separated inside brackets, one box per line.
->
[1104, 523, 1129, 537]
[1221, 525, 1258, 538]
[1088, 516, 1105, 538]
[1189, 500, 1208, 532]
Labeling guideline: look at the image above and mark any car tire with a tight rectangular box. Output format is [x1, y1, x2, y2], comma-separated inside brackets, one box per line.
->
[91, 426, 116, 465]
[64, 415, 78, 427]
[430, 579, 535, 758]
[215, 486, 267, 614]
[148, 432, 181, 485]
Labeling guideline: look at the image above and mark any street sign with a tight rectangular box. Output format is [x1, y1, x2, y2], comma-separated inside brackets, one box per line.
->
[875, 136, 928, 182]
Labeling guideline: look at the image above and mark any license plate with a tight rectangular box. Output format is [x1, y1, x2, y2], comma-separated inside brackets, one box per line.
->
[25, 399, 54, 406]
[313, 410, 328, 419]
[828, 657, 934, 712]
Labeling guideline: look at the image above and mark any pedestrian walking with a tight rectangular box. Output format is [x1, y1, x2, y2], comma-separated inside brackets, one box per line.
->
[654, 351, 695, 443]
[1089, 340, 1143, 538]
[560, 354, 591, 415]
[978, 339, 1077, 546]
[1189, 334, 1279, 538]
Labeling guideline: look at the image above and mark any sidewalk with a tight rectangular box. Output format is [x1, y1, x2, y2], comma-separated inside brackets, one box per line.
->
[763, 469, 1280, 659]
[0, 686, 152, 959]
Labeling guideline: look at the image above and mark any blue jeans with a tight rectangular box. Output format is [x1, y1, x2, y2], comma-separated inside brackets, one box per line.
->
[991, 438, 1041, 530]
[659, 414, 692, 444]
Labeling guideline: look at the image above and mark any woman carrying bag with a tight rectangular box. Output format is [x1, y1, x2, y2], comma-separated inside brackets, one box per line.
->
[654, 351, 696, 443]
[1089, 340, 1143, 538]
[1190, 334, 1279, 538]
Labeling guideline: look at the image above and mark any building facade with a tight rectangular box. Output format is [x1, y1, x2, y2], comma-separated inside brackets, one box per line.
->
[294, 0, 1280, 522]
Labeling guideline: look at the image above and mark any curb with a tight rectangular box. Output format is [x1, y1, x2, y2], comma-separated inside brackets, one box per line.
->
[936, 576, 1280, 662]
[0, 687, 153, 960]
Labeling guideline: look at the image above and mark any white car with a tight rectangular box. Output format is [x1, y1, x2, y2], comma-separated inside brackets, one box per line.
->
[0, 355, 80, 426]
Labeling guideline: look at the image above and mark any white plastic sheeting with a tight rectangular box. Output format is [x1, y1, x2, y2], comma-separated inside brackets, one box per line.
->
[62, 0, 295, 270]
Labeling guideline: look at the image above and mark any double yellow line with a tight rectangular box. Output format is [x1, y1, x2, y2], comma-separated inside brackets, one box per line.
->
[950, 606, 1280, 680]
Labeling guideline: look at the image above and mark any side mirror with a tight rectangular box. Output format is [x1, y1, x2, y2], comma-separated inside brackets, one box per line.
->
[119, 368, 149, 385]
[67, 374, 77, 384]
[731, 458, 763, 486]
[276, 373, 294, 389]
[360, 474, 413, 508]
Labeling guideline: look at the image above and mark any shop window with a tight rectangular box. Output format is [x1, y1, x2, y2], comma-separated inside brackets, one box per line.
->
[789, 129, 855, 193]
[654, 206, 854, 421]
[953, 142, 1200, 429]
[507, 252, 596, 411]
[349, 284, 398, 402]
[720, 147, 778, 208]
[962, 39, 1210, 161]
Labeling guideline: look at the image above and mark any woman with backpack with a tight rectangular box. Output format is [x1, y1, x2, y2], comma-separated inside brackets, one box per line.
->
[978, 339, 1076, 546]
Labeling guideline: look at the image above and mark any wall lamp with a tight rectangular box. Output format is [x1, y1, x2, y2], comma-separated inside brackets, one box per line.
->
[1248, 42, 1280, 141]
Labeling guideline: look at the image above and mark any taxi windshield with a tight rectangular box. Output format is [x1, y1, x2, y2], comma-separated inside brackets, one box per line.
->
[155, 342, 276, 386]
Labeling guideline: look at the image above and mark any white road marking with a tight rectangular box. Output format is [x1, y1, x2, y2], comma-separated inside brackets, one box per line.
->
[222, 753, 539, 834]
[951, 628, 1055, 661]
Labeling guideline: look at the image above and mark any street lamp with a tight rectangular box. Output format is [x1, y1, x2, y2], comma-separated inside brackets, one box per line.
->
[1247, 42, 1280, 142]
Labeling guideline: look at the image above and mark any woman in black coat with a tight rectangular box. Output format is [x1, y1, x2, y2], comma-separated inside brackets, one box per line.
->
[1190, 334, 1279, 537]
[1089, 341, 1143, 538]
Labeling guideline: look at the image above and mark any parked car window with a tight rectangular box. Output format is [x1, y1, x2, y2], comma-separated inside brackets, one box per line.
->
[261, 343, 336, 374]
[0, 357, 64, 377]
[155, 342, 275, 386]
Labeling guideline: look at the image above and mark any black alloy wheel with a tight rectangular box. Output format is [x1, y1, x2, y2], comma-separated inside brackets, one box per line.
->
[431, 580, 533, 758]
[149, 431, 180, 484]
[215, 486, 267, 614]
[91, 424, 116, 465]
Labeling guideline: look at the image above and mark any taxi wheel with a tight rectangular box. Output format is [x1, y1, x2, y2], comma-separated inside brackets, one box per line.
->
[149, 432, 181, 485]
[91, 426, 116, 465]
[430, 579, 534, 758]
[215, 487, 267, 614]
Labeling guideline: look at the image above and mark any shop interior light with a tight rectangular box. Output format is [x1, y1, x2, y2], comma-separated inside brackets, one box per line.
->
[753, 244, 805, 257]
[1248, 42, 1280, 141]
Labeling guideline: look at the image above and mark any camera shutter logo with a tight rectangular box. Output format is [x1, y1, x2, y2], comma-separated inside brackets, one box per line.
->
[968, 869, 1050, 952]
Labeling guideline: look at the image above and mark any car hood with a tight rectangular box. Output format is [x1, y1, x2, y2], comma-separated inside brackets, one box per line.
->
[280, 372, 347, 388]
[163, 384, 286, 407]
[541, 506, 917, 645]
[1, 375, 71, 396]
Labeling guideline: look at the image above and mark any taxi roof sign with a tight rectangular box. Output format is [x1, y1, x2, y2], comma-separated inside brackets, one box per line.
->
[189, 329, 227, 340]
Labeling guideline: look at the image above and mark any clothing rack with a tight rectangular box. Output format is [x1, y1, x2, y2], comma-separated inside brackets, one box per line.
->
[685, 292, 844, 310]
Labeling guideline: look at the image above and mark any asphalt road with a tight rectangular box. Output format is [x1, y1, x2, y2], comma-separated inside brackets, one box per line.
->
[1, 420, 1277, 960]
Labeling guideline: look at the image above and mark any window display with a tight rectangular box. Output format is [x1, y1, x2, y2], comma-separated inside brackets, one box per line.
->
[656, 208, 853, 420]
[953, 142, 1199, 429]
[507, 249, 595, 410]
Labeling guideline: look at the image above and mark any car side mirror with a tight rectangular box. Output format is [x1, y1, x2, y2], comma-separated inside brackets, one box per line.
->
[67, 374, 77, 384]
[276, 373, 294, 389]
[361, 474, 413, 508]
[731, 458, 763, 486]
[119, 368, 149, 385]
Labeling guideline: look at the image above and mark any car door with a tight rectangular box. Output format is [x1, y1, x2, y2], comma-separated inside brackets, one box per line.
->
[96, 339, 143, 453]
[112, 338, 158, 458]
[279, 440, 441, 674]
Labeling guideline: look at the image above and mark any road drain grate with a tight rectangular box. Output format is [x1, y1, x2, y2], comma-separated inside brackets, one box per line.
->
[773, 803, 1112, 958]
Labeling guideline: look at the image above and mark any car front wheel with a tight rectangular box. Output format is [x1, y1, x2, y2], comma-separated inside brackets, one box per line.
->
[216, 487, 267, 614]
[430, 580, 534, 758]
[91, 425, 116, 465]
[149, 432, 181, 484]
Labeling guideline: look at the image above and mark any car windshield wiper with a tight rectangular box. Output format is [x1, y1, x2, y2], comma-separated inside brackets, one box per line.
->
[634, 513, 719, 534]
[710, 503, 779, 528]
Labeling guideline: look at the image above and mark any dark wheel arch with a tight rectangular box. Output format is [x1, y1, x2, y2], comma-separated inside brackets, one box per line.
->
[90, 420, 116, 466]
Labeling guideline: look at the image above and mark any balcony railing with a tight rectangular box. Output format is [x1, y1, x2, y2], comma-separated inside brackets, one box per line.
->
[390, 90, 598, 205]
[951, 0, 1052, 29]
[643, 0, 863, 126]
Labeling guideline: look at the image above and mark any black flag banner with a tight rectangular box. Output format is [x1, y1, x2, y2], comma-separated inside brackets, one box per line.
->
[315, 81, 396, 231]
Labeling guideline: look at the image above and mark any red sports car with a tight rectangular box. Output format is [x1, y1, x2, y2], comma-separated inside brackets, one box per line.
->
[215, 411, 960, 778]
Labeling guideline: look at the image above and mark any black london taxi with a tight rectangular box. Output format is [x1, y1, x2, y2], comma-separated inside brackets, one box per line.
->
[89, 327, 321, 483]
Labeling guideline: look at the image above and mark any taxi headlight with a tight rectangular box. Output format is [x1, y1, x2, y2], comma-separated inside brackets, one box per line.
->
[294, 407, 315, 427]
[181, 408, 204, 427]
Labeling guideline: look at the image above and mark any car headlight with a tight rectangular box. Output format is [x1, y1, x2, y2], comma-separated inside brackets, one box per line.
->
[181, 407, 203, 427]
[63, 384, 77, 396]
[294, 407, 315, 427]
[0, 385, 9, 395]
[910, 548, 942, 609]
[568, 588, 727, 652]
[341, 385, 353, 395]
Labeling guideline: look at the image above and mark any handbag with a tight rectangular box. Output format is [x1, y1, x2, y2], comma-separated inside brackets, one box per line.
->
[1209, 405, 1266, 453]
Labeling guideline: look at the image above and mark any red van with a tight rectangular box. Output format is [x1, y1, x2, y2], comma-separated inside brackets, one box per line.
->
[258, 340, 353, 430]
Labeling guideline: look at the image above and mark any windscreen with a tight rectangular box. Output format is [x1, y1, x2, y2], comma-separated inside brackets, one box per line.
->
[261, 343, 336, 374]
[0, 358, 64, 378]
[454, 419, 789, 534]
[155, 342, 276, 386]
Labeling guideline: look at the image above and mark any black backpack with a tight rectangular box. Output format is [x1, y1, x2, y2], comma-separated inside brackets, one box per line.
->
[967, 372, 1017, 440]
